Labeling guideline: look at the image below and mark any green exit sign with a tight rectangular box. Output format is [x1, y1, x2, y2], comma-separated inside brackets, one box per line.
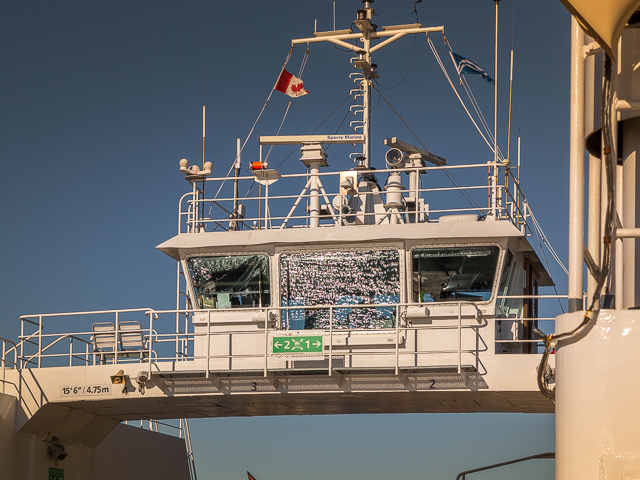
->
[49, 468, 64, 480]
[273, 335, 323, 354]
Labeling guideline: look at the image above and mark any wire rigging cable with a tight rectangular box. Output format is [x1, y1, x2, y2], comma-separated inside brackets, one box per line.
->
[529, 208, 567, 314]
[208, 44, 311, 223]
[529, 210, 569, 276]
[372, 82, 485, 214]
[377, 34, 418, 90]
[427, 34, 505, 162]
[444, 37, 504, 159]
[234, 91, 357, 214]
[207, 46, 296, 209]
[443, 35, 502, 157]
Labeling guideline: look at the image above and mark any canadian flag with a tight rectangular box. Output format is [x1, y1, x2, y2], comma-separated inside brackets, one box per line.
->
[274, 69, 309, 97]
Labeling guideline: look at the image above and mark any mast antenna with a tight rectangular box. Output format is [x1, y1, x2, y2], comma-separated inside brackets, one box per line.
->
[412, 0, 422, 22]
[506, 9, 515, 166]
[490, 0, 500, 217]
[203, 63, 207, 169]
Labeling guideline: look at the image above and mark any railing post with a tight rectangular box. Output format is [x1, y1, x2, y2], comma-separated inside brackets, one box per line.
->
[264, 183, 269, 229]
[328, 307, 333, 375]
[395, 304, 399, 376]
[38, 315, 42, 368]
[19, 318, 24, 369]
[264, 308, 269, 377]
[414, 175, 419, 224]
[148, 310, 155, 378]
[475, 306, 480, 369]
[206, 309, 211, 379]
[2, 341, 5, 394]
[191, 182, 198, 232]
[114, 311, 119, 365]
[458, 303, 462, 374]
[69, 337, 73, 367]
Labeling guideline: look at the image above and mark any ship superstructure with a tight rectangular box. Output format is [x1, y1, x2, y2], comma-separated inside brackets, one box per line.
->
[0, 2, 569, 479]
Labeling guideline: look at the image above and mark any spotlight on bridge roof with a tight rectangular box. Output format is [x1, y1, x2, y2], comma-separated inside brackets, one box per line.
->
[385, 148, 405, 169]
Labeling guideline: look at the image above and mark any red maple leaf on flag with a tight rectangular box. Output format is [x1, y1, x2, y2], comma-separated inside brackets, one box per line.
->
[275, 69, 309, 97]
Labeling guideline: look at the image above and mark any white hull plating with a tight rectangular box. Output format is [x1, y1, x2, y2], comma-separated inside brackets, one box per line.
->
[555, 310, 640, 480]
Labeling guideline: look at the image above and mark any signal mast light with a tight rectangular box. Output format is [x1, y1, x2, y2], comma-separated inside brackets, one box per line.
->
[250, 161, 268, 171]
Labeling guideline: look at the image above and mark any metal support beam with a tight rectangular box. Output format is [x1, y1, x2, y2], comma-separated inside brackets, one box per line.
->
[568, 17, 586, 313]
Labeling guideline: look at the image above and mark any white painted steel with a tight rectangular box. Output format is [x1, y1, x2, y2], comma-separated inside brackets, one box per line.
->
[309, 162, 320, 227]
[616, 99, 640, 110]
[288, 25, 444, 168]
[615, 28, 640, 123]
[362, 34, 371, 167]
[568, 17, 585, 312]
[585, 45, 600, 300]
[617, 228, 640, 238]
[291, 26, 445, 46]
[490, 0, 499, 220]
[621, 120, 640, 307]
[555, 310, 640, 480]
[615, 117, 623, 309]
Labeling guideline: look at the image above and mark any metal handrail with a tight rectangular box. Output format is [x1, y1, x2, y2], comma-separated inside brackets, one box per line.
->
[17, 308, 156, 368]
[1, 337, 18, 394]
[178, 162, 525, 233]
[11, 295, 561, 370]
[22, 334, 92, 367]
[455, 452, 555, 480]
[119, 302, 490, 377]
[1, 337, 17, 367]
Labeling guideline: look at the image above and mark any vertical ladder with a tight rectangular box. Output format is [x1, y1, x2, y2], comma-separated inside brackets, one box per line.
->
[348, 68, 365, 165]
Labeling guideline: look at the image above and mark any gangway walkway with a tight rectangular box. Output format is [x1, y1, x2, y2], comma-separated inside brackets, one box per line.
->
[1, 297, 557, 447]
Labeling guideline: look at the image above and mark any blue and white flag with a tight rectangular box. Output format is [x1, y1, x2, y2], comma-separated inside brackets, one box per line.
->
[452, 52, 494, 84]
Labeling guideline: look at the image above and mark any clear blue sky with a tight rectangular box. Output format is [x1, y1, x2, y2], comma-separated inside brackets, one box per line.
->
[0, 1, 569, 478]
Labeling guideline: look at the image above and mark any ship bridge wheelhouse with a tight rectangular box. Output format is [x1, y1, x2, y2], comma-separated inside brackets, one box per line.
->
[154, 123, 558, 375]
[157, 206, 554, 374]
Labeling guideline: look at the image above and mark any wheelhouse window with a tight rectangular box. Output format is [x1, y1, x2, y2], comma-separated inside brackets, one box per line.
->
[280, 250, 400, 330]
[187, 254, 270, 309]
[412, 246, 500, 303]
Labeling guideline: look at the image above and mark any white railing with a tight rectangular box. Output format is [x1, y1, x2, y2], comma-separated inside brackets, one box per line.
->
[1, 337, 18, 394]
[16, 308, 157, 370]
[179, 163, 531, 234]
[158, 302, 482, 377]
[6, 296, 564, 375]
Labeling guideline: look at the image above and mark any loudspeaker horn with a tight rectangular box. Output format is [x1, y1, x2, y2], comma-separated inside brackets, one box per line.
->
[559, 0, 640, 60]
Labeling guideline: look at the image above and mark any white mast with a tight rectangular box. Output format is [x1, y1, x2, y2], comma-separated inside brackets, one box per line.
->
[357, 1, 374, 168]
[290, 0, 444, 169]
[491, 0, 500, 218]
[567, 17, 585, 313]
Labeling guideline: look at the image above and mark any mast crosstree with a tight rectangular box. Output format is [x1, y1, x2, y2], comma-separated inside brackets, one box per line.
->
[291, 1, 444, 168]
